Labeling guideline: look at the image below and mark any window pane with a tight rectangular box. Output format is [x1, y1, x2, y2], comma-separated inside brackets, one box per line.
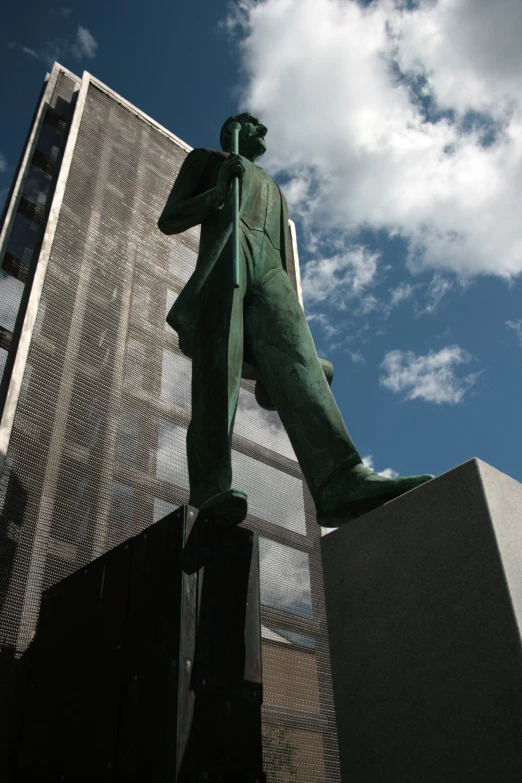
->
[262, 637, 320, 712]
[6, 214, 41, 264]
[115, 407, 140, 466]
[0, 271, 25, 332]
[123, 338, 145, 389]
[0, 348, 8, 384]
[259, 537, 312, 618]
[262, 625, 315, 649]
[165, 288, 178, 331]
[108, 482, 133, 545]
[168, 241, 197, 282]
[75, 476, 92, 546]
[131, 282, 151, 321]
[235, 387, 296, 460]
[153, 497, 177, 522]
[232, 451, 306, 534]
[22, 164, 52, 207]
[156, 420, 189, 489]
[262, 726, 326, 783]
[161, 349, 191, 409]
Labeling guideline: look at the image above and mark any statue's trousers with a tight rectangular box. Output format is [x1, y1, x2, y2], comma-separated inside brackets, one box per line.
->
[187, 225, 362, 513]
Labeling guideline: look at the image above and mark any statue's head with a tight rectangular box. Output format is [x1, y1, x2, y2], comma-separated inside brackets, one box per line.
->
[220, 113, 267, 161]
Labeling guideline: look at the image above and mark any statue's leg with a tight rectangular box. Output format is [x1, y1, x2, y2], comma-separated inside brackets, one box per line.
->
[244, 264, 362, 507]
[244, 265, 433, 524]
[187, 240, 246, 522]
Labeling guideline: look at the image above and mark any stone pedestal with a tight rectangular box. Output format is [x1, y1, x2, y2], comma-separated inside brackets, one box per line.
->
[321, 459, 522, 783]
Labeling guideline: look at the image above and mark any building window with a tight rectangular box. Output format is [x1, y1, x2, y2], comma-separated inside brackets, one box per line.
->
[115, 407, 140, 467]
[44, 107, 67, 133]
[153, 497, 177, 523]
[0, 271, 25, 332]
[264, 627, 315, 649]
[161, 349, 191, 409]
[0, 348, 7, 382]
[123, 338, 146, 390]
[2, 252, 29, 283]
[75, 476, 92, 546]
[156, 420, 190, 489]
[168, 240, 198, 283]
[131, 282, 151, 322]
[22, 164, 52, 207]
[259, 537, 313, 618]
[108, 481, 133, 545]
[235, 387, 296, 460]
[4, 214, 41, 270]
[0, 326, 12, 351]
[232, 450, 306, 534]
[17, 196, 44, 225]
[165, 288, 178, 331]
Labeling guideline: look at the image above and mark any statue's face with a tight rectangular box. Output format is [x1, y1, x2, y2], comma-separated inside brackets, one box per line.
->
[237, 114, 267, 160]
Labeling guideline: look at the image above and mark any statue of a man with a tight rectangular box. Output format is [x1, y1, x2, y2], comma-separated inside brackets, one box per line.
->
[158, 113, 432, 527]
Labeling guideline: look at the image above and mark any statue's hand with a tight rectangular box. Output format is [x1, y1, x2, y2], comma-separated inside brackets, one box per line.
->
[215, 153, 246, 205]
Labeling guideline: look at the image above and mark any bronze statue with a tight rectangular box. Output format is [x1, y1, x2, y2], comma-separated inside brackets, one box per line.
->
[158, 113, 433, 527]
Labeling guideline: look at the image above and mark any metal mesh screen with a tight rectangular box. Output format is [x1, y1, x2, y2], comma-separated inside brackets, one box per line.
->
[0, 73, 340, 781]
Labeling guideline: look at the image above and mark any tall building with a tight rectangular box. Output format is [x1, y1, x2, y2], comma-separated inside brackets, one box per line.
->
[0, 63, 340, 781]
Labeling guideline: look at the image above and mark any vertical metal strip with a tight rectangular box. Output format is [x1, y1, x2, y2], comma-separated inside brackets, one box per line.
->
[0, 70, 86, 474]
[90, 125, 152, 559]
[13, 73, 92, 649]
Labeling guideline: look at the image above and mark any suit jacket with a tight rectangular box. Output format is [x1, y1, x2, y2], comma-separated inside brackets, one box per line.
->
[158, 148, 291, 374]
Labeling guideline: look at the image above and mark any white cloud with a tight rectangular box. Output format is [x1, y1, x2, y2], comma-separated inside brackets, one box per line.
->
[391, 0, 522, 117]
[380, 345, 481, 404]
[419, 273, 453, 314]
[72, 25, 98, 59]
[302, 246, 380, 308]
[6, 23, 98, 66]
[0, 154, 7, 173]
[21, 46, 40, 60]
[350, 350, 365, 364]
[306, 312, 342, 338]
[506, 318, 522, 346]
[389, 282, 415, 307]
[225, 0, 522, 284]
[5, 41, 43, 61]
[362, 454, 399, 478]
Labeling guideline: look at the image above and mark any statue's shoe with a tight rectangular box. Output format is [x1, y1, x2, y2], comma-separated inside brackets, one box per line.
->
[198, 488, 248, 527]
[317, 465, 434, 527]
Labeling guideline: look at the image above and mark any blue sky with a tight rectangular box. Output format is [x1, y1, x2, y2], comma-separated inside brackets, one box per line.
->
[2, 0, 522, 486]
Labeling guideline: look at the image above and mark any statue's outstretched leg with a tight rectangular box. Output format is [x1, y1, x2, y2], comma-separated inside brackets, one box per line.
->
[245, 265, 433, 525]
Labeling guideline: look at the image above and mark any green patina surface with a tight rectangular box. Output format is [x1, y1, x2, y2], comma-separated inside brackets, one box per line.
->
[158, 114, 433, 526]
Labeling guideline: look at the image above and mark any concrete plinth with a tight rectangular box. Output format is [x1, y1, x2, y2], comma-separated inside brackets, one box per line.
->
[321, 458, 522, 783]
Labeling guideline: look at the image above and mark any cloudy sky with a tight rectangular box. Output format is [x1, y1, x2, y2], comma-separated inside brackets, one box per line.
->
[2, 0, 522, 492]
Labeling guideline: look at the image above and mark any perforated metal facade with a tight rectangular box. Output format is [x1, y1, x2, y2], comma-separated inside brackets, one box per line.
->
[0, 63, 340, 781]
